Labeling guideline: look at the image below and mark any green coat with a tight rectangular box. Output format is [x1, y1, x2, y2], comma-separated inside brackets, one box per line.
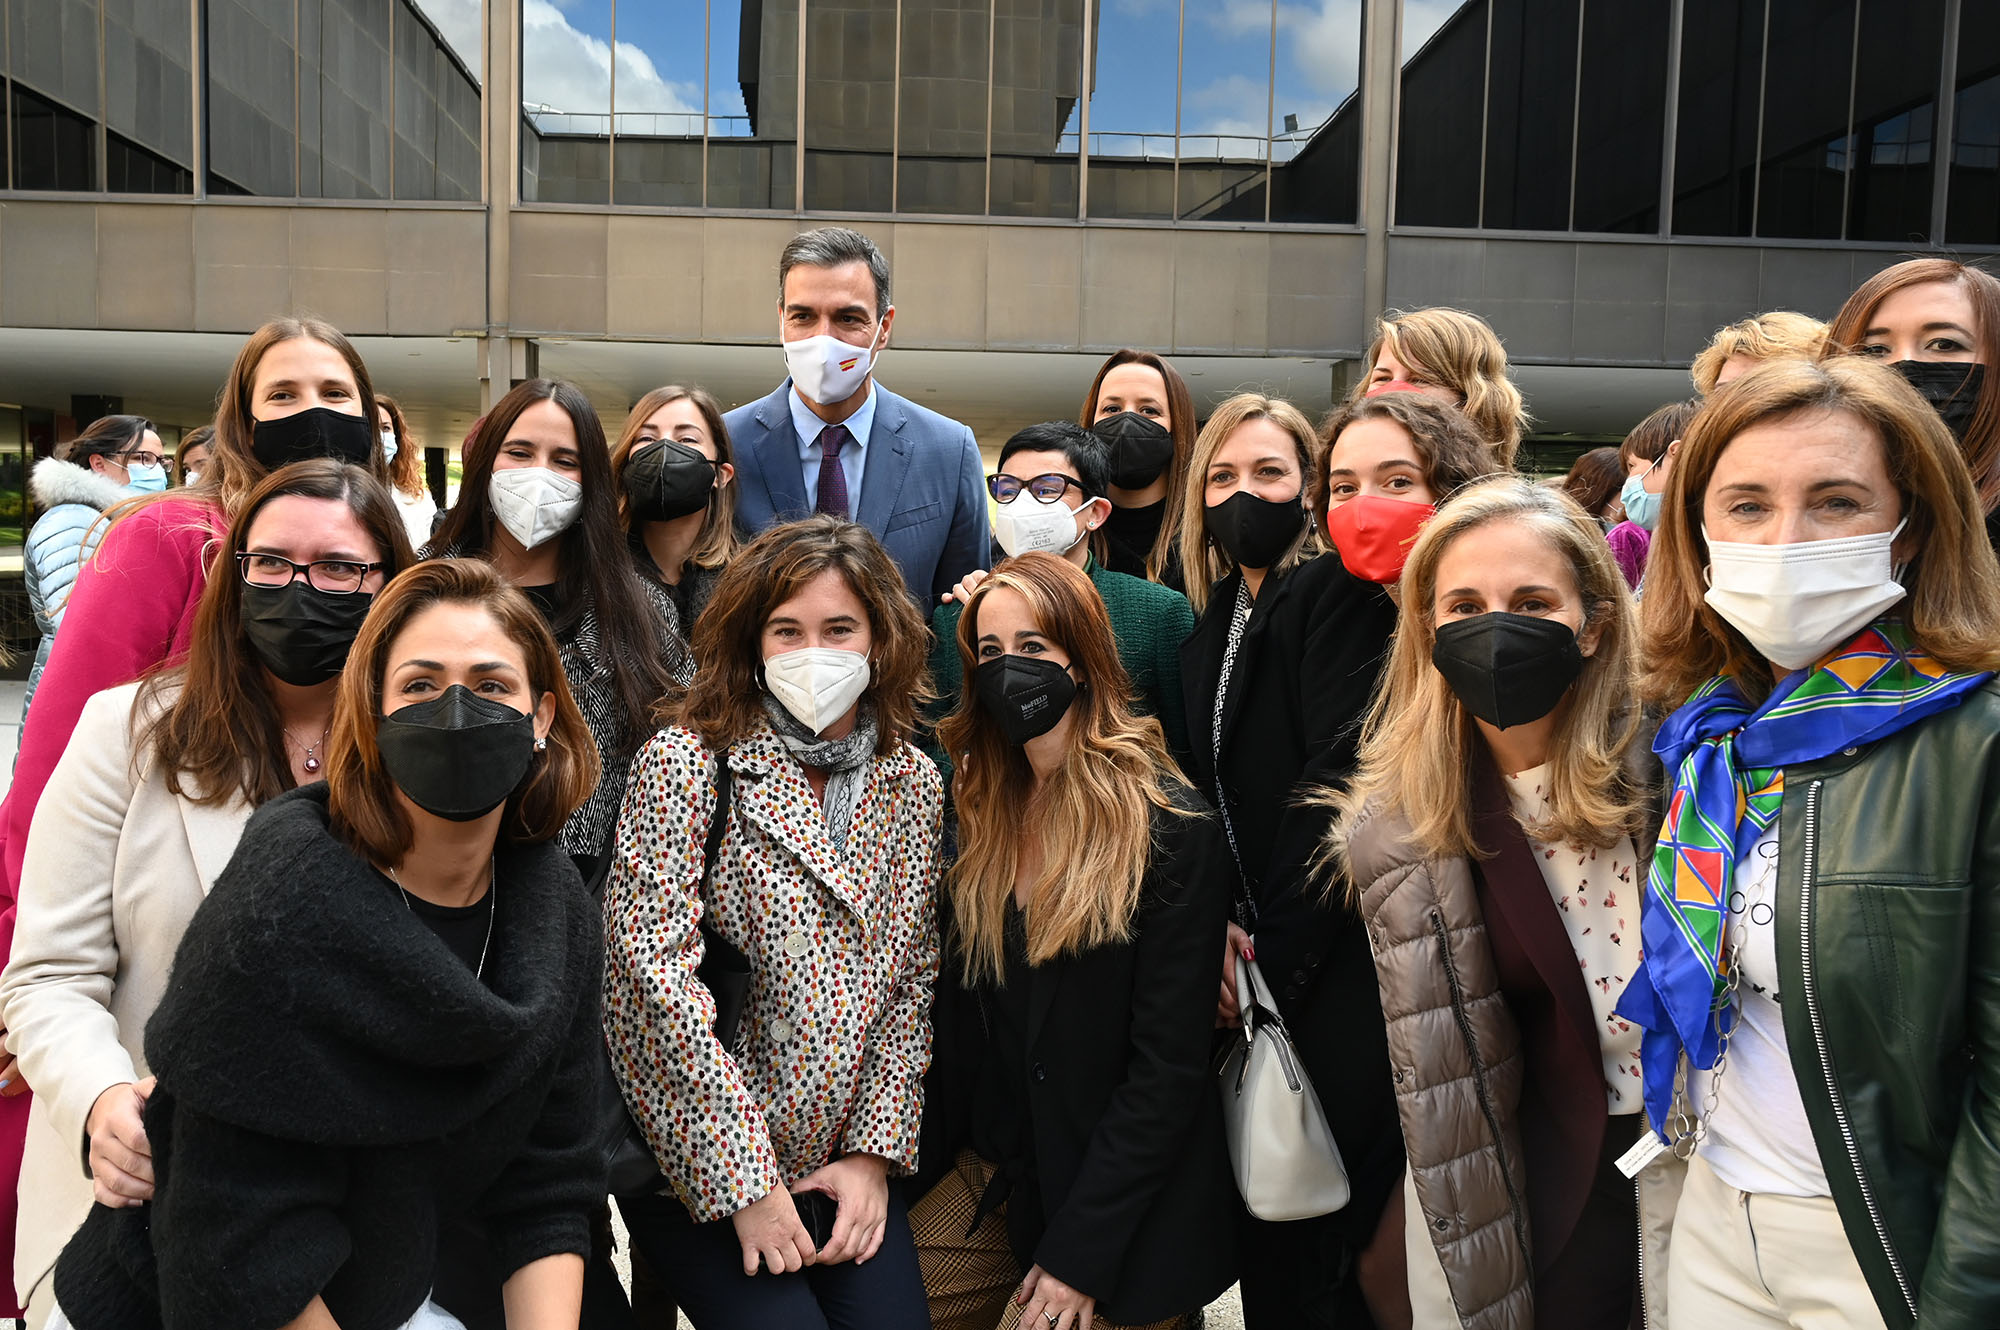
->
[925, 557, 1196, 785]
[1767, 679, 2000, 1330]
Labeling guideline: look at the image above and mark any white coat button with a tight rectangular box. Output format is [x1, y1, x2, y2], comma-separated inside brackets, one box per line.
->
[783, 930, 809, 958]
[769, 1019, 795, 1043]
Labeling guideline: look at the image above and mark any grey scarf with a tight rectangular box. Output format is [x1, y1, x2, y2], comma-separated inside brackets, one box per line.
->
[760, 695, 879, 850]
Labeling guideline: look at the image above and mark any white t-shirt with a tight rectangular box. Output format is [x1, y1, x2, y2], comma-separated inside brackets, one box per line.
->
[1692, 820, 1831, 1197]
[1502, 765, 1644, 1114]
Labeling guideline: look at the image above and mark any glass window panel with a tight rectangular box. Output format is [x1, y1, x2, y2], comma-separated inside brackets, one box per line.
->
[1083, 0, 1177, 222]
[803, 0, 896, 211]
[709, 0, 797, 210]
[521, 0, 613, 202]
[8, 0, 99, 133]
[898, 0, 991, 216]
[1756, 0, 1853, 239]
[614, 0, 705, 206]
[1176, 0, 1270, 221]
[205, 0, 298, 195]
[103, 0, 195, 191]
[1396, 0, 1487, 228]
[1948, 3, 2000, 245]
[1845, 0, 1942, 243]
[1571, 0, 1665, 232]
[1672, 0, 1762, 236]
[303, 0, 395, 198]
[10, 84, 95, 191]
[397, 0, 484, 200]
[990, 0, 1081, 218]
[1268, 0, 1360, 223]
[1482, 0, 1579, 231]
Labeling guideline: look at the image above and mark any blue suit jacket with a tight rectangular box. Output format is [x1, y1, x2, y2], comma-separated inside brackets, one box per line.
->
[725, 380, 991, 604]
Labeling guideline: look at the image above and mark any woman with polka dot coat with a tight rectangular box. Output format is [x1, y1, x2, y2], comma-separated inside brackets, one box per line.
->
[602, 517, 941, 1330]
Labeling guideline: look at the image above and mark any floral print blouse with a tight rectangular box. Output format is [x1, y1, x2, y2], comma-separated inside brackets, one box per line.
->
[602, 721, 943, 1222]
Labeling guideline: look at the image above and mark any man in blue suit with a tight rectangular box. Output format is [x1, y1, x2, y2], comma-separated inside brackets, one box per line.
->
[725, 226, 990, 604]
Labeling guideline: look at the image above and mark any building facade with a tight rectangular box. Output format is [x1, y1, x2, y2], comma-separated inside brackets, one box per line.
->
[0, 0, 1991, 543]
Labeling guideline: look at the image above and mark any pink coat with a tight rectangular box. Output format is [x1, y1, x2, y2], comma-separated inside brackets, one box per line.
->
[0, 495, 222, 1313]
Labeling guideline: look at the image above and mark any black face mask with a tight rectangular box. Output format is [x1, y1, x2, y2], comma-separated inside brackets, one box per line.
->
[624, 440, 717, 523]
[1432, 612, 1584, 731]
[1206, 489, 1306, 570]
[973, 654, 1078, 746]
[251, 406, 376, 472]
[1890, 360, 1984, 442]
[239, 581, 373, 686]
[1091, 412, 1176, 490]
[377, 684, 539, 821]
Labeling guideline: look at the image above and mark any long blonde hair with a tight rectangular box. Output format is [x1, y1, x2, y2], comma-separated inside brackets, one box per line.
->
[939, 554, 1189, 984]
[1177, 393, 1324, 614]
[1350, 308, 1527, 469]
[1330, 478, 1645, 876]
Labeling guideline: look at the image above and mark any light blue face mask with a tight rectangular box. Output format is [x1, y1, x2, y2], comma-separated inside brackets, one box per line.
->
[124, 461, 169, 494]
[1620, 462, 1662, 531]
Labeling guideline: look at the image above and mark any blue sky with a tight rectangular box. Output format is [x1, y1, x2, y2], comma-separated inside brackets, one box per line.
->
[413, 0, 1470, 141]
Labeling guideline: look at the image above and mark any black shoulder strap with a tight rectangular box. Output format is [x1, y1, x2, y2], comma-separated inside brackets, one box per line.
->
[701, 759, 732, 883]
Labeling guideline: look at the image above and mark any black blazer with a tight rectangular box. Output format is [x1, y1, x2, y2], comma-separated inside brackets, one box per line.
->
[967, 790, 1239, 1325]
[1179, 552, 1405, 1237]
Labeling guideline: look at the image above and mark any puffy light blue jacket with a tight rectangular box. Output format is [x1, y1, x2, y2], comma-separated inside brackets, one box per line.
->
[22, 458, 129, 726]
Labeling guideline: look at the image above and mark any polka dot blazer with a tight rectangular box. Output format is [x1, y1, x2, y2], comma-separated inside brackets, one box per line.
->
[602, 721, 943, 1222]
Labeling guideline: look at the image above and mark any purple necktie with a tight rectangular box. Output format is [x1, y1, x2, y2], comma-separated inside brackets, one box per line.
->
[815, 424, 851, 519]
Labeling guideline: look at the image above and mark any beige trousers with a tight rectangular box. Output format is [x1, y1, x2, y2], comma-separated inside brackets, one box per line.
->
[1667, 1153, 1890, 1330]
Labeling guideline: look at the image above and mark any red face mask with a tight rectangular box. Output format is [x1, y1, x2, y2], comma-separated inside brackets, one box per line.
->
[1326, 493, 1436, 585]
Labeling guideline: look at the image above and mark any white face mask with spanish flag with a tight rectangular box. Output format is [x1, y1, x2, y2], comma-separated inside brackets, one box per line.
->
[783, 332, 876, 406]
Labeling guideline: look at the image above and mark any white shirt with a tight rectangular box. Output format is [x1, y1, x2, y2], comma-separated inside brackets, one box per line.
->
[1503, 764, 1645, 1114]
[1693, 820, 1830, 1197]
[789, 381, 876, 511]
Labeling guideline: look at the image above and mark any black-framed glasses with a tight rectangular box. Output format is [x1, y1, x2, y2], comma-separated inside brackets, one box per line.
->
[987, 472, 1089, 504]
[117, 449, 165, 470]
[236, 551, 383, 595]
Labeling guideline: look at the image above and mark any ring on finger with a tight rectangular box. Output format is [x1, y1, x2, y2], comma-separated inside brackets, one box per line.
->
[1044, 1313, 1060, 1329]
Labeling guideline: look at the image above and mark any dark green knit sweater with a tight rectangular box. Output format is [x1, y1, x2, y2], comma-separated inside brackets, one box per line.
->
[925, 557, 1196, 785]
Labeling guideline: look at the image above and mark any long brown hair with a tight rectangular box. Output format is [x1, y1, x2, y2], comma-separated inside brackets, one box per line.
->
[430, 378, 687, 754]
[1640, 356, 2000, 708]
[1826, 258, 2000, 514]
[1330, 478, 1646, 874]
[940, 554, 1189, 983]
[672, 516, 932, 757]
[1349, 308, 1528, 468]
[135, 460, 416, 805]
[326, 559, 601, 862]
[375, 393, 426, 499]
[609, 385, 740, 570]
[205, 316, 386, 519]
[1078, 349, 1197, 583]
[1177, 393, 1324, 614]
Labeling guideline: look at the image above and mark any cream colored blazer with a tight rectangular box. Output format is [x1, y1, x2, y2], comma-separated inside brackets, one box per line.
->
[0, 682, 251, 1307]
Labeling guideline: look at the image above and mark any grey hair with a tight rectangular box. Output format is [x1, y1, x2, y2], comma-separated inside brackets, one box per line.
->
[778, 227, 891, 319]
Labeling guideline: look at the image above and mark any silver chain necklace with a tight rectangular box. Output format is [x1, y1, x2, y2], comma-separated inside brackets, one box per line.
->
[385, 858, 497, 981]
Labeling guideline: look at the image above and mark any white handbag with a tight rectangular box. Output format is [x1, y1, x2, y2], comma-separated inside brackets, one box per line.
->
[1216, 954, 1351, 1221]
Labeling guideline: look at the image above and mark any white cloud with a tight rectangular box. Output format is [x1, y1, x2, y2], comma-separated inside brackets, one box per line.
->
[409, 0, 483, 80]
[520, 0, 701, 118]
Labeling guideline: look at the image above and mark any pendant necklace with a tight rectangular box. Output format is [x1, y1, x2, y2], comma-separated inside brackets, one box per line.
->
[287, 723, 332, 775]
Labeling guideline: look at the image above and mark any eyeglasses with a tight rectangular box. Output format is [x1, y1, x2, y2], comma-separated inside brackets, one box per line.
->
[118, 450, 164, 470]
[236, 552, 383, 595]
[987, 472, 1089, 504]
